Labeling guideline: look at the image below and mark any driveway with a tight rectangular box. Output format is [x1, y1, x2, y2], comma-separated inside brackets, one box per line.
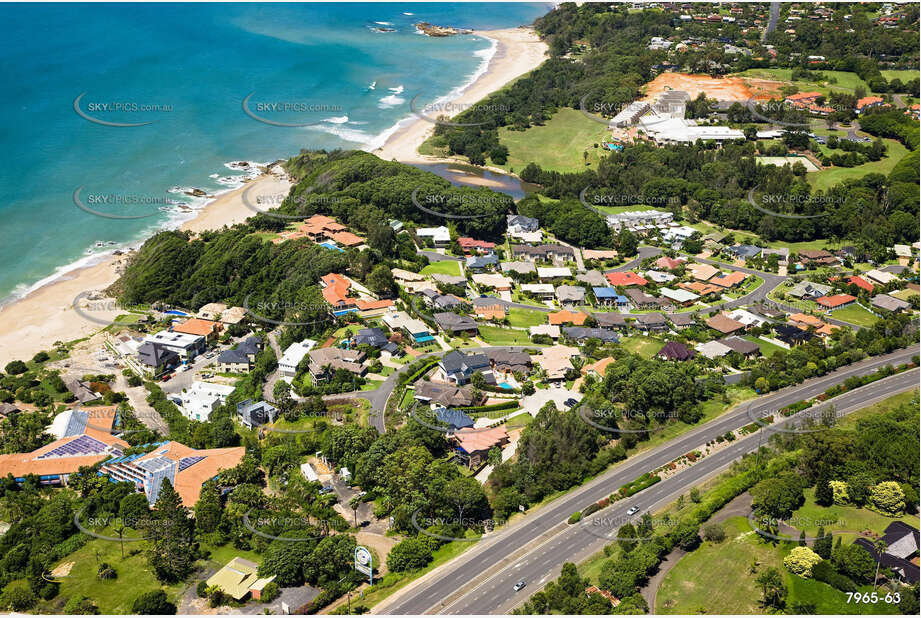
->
[518, 386, 581, 415]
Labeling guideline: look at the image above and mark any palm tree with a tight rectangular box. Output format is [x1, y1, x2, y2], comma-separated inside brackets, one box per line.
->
[872, 539, 888, 591]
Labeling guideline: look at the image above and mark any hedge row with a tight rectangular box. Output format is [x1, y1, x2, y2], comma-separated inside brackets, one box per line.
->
[618, 472, 661, 498]
[456, 400, 520, 414]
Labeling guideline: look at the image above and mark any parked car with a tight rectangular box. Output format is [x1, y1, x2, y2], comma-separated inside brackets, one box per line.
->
[564, 397, 578, 408]
[160, 374, 172, 382]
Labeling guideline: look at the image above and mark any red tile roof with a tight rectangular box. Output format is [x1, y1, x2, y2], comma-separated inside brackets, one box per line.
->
[845, 276, 874, 292]
[605, 271, 648, 287]
[816, 294, 855, 308]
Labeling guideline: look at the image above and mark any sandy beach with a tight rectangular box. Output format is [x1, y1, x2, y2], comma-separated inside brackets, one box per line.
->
[0, 28, 545, 364]
[0, 171, 290, 364]
[371, 27, 548, 165]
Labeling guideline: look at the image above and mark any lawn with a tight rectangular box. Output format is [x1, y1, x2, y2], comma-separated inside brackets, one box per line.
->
[506, 411, 534, 429]
[808, 139, 909, 192]
[657, 516, 900, 615]
[507, 307, 548, 328]
[881, 70, 919, 82]
[419, 260, 462, 277]
[744, 335, 786, 358]
[830, 304, 879, 328]
[789, 488, 920, 544]
[50, 535, 187, 614]
[496, 107, 612, 174]
[734, 68, 876, 95]
[477, 325, 532, 346]
[620, 335, 663, 359]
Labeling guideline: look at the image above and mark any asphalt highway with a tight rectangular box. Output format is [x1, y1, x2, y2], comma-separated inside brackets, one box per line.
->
[378, 345, 919, 615]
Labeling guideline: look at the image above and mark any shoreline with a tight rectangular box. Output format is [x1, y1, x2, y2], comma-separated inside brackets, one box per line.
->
[0, 172, 290, 364]
[370, 27, 548, 166]
[0, 27, 547, 364]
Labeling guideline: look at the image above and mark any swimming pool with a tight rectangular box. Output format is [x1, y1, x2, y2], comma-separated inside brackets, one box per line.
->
[319, 241, 344, 252]
[165, 310, 189, 316]
[498, 382, 514, 390]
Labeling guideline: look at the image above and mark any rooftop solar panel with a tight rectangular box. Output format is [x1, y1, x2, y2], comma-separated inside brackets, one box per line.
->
[178, 456, 205, 471]
[36, 434, 109, 459]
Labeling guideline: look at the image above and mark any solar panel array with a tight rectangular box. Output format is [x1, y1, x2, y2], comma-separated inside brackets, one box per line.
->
[37, 434, 109, 459]
[178, 456, 205, 471]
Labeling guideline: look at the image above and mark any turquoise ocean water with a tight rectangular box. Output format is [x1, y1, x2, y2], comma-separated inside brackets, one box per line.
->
[0, 2, 550, 302]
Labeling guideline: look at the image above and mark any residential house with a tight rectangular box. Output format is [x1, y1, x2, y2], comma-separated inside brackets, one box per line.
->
[866, 269, 899, 285]
[472, 298, 505, 321]
[797, 249, 838, 266]
[100, 440, 245, 505]
[432, 273, 468, 289]
[582, 249, 619, 262]
[471, 272, 512, 292]
[206, 558, 276, 602]
[725, 245, 761, 260]
[278, 339, 317, 378]
[605, 271, 648, 287]
[501, 261, 537, 276]
[511, 244, 574, 263]
[216, 336, 263, 373]
[434, 312, 478, 335]
[507, 214, 539, 234]
[720, 336, 761, 357]
[593, 312, 627, 329]
[871, 294, 911, 313]
[438, 350, 496, 386]
[660, 287, 699, 307]
[458, 237, 496, 254]
[773, 323, 815, 346]
[537, 266, 573, 281]
[696, 340, 733, 359]
[529, 323, 560, 339]
[626, 288, 670, 310]
[178, 381, 236, 422]
[854, 522, 919, 585]
[548, 310, 588, 326]
[143, 331, 206, 361]
[581, 357, 616, 379]
[788, 281, 832, 300]
[415, 381, 481, 407]
[657, 341, 696, 361]
[656, 256, 687, 270]
[486, 349, 532, 375]
[562, 327, 619, 344]
[815, 294, 856, 310]
[679, 281, 722, 298]
[706, 313, 745, 335]
[530, 345, 580, 380]
[645, 270, 677, 284]
[434, 407, 475, 431]
[688, 263, 720, 281]
[306, 348, 367, 382]
[382, 311, 435, 344]
[236, 400, 279, 429]
[417, 226, 451, 247]
[65, 379, 101, 404]
[667, 313, 695, 329]
[452, 427, 509, 469]
[576, 270, 608, 287]
[635, 312, 668, 333]
[761, 248, 789, 264]
[855, 96, 888, 114]
[593, 288, 629, 308]
[726, 309, 765, 329]
[710, 271, 747, 289]
[353, 328, 402, 358]
[791, 312, 839, 334]
[320, 273, 394, 316]
[556, 285, 586, 307]
[466, 253, 499, 271]
[137, 341, 180, 372]
[197, 303, 247, 325]
[520, 283, 556, 300]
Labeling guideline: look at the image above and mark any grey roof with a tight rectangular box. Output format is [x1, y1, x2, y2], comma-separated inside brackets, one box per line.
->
[511, 244, 574, 258]
[486, 349, 531, 372]
[871, 294, 910, 312]
[414, 381, 478, 407]
[217, 337, 261, 365]
[354, 327, 389, 347]
[635, 312, 667, 326]
[556, 285, 586, 303]
[507, 214, 539, 231]
[434, 295, 464, 310]
[441, 350, 491, 377]
[466, 253, 499, 269]
[432, 274, 468, 287]
[576, 270, 608, 287]
[719, 336, 761, 356]
[562, 327, 619, 343]
[726, 244, 761, 258]
[500, 261, 537, 275]
[434, 312, 478, 332]
[658, 341, 695, 360]
[137, 341, 179, 368]
[667, 313, 695, 327]
[65, 379, 101, 403]
[592, 312, 627, 327]
[236, 399, 278, 427]
[434, 407, 475, 430]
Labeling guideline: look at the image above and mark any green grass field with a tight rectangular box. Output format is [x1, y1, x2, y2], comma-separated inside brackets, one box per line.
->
[478, 325, 532, 346]
[620, 335, 663, 359]
[507, 308, 548, 328]
[808, 139, 909, 192]
[830, 304, 879, 328]
[734, 68, 876, 95]
[743, 335, 787, 357]
[881, 70, 919, 82]
[419, 260, 462, 277]
[657, 516, 901, 614]
[790, 488, 921, 544]
[496, 108, 612, 174]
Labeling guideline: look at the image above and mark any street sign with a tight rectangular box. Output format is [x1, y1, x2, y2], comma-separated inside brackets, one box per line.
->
[355, 545, 373, 585]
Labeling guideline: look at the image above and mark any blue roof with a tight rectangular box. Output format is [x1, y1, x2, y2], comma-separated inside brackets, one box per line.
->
[593, 287, 628, 302]
[434, 407, 475, 430]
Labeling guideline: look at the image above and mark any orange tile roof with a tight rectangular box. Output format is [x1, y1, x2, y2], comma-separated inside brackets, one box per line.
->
[710, 271, 747, 288]
[475, 308, 506, 320]
[329, 231, 363, 246]
[815, 294, 855, 308]
[320, 273, 353, 307]
[581, 357, 616, 376]
[705, 314, 745, 334]
[688, 263, 720, 281]
[454, 427, 508, 453]
[856, 96, 885, 109]
[789, 313, 839, 336]
[845, 276, 874, 292]
[173, 318, 221, 337]
[354, 298, 394, 311]
[679, 281, 721, 296]
[548, 310, 588, 325]
[132, 442, 245, 506]
[786, 91, 822, 102]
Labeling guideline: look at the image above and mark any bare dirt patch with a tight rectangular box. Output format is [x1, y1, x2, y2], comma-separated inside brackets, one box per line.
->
[641, 73, 784, 103]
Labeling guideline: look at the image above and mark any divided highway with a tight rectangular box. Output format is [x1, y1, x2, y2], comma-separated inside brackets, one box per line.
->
[379, 345, 919, 615]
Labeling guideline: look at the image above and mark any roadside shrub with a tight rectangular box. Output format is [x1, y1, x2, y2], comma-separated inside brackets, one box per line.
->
[701, 522, 726, 543]
[568, 511, 582, 524]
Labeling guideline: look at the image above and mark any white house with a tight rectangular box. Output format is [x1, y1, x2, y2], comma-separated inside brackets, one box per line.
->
[178, 381, 236, 422]
[417, 226, 451, 247]
[279, 339, 317, 378]
[143, 331, 206, 360]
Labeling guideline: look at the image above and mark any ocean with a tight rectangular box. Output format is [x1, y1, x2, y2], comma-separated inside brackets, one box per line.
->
[0, 2, 550, 303]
